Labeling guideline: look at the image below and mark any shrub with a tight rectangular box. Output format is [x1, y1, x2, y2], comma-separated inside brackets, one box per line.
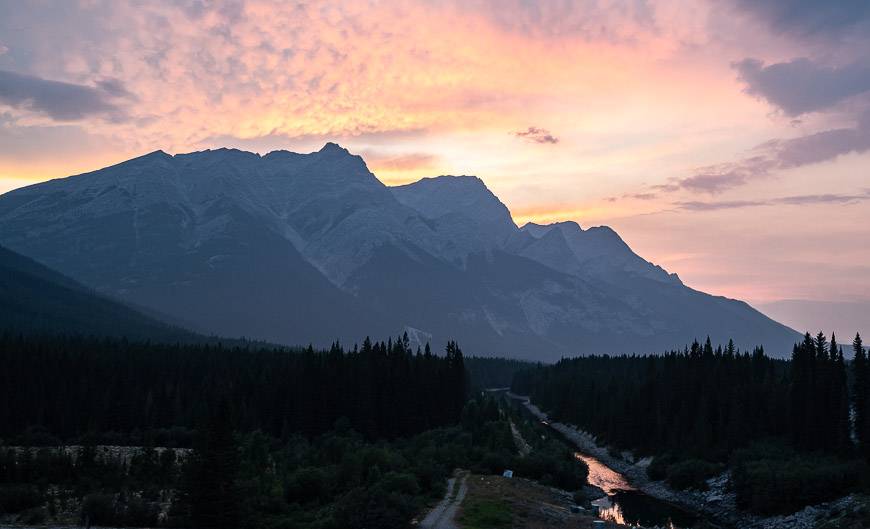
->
[377, 472, 420, 496]
[81, 493, 117, 525]
[19, 506, 47, 524]
[731, 444, 865, 515]
[285, 467, 332, 504]
[665, 459, 721, 491]
[124, 496, 160, 527]
[646, 454, 676, 482]
[0, 485, 43, 514]
[81, 492, 159, 527]
[333, 486, 416, 529]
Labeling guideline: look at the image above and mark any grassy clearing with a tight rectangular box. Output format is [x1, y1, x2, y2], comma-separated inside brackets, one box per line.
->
[458, 496, 513, 529]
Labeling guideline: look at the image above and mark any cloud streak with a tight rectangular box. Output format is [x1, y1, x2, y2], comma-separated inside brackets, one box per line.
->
[676, 190, 870, 211]
[0, 70, 130, 122]
[513, 126, 559, 144]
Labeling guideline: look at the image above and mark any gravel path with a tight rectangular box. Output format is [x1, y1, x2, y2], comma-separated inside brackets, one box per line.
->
[420, 471, 469, 529]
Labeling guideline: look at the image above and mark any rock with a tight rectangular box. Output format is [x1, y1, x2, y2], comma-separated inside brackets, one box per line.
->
[573, 485, 607, 507]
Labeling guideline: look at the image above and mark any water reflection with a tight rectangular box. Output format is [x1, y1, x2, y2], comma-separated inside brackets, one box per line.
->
[574, 452, 694, 528]
[574, 452, 633, 494]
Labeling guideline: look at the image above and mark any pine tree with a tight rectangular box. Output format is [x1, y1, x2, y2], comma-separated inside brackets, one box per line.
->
[190, 401, 240, 529]
[830, 335, 850, 450]
[854, 333, 870, 458]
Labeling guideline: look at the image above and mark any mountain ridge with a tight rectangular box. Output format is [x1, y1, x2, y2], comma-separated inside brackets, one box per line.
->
[0, 143, 801, 359]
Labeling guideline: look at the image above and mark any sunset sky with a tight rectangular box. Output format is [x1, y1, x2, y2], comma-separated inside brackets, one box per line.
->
[1, 1, 869, 333]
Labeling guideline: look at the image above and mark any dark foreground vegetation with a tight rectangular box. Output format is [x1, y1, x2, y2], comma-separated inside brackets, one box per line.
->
[513, 332, 870, 515]
[0, 333, 587, 528]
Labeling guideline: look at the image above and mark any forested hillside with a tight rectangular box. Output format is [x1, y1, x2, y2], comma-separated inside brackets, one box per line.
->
[0, 244, 192, 342]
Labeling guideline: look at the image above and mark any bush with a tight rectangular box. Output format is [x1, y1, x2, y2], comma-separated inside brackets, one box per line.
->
[285, 466, 332, 505]
[81, 493, 117, 525]
[731, 444, 865, 515]
[19, 506, 47, 524]
[81, 492, 158, 527]
[333, 486, 416, 529]
[646, 454, 676, 482]
[377, 472, 420, 496]
[0, 485, 43, 514]
[125, 496, 160, 527]
[665, 459, 720, 491]
[512, 441, 588, 490]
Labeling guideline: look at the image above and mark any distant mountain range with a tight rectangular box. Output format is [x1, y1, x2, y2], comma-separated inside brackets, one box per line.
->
[0, 144, 801, 359]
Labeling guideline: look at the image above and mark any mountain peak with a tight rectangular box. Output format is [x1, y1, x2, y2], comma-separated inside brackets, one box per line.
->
[318, 142, 350, 155]
[128, 149, 172, 162]
[391, 174, 512, 224]
[521, 221, 582, 238]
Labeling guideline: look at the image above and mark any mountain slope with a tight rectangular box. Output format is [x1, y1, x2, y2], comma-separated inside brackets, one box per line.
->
[0, 145, 802, 358]
[0, 244, 192, 340]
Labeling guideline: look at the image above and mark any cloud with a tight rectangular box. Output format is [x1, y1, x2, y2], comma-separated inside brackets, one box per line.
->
[95, 78, 136, 99]
[676, 199, 764, 211]
[513, 126, 559, 144]
[734, 57, 870, 116]
[730, 0, 870, 39]
[0, 70, 130, 122]
[677, 157, 774, 193]
[666, 113, 870, 194]
[676, 190, 870, 211]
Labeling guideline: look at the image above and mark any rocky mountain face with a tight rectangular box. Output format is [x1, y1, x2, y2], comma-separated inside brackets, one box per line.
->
[0, 144, 800, 359]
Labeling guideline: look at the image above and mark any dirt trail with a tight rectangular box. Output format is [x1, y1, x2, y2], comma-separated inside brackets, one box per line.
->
[420, 470, 469, 529]
[510, 419, 532, 456]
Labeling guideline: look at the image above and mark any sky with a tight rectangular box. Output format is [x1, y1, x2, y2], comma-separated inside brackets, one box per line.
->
[1, 0, 869, 336]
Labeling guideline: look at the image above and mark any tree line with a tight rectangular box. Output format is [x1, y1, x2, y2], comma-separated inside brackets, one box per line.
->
[0, 333, 467, 444]
[512, 338, 791, 457]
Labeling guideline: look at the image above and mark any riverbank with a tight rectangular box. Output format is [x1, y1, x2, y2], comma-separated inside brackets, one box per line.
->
[508, 392, 860, 529]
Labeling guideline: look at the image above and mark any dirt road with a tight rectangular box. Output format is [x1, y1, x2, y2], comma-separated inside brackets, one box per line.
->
[419, 471, 469, 529]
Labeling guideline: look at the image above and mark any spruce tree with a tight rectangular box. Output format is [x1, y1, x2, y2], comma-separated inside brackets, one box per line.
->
[190, 401, 240, 529]
[854, 333, 870, 458]
[830, 336, 850, 450]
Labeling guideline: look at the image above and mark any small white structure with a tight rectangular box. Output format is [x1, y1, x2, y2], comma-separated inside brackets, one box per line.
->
[502, 469, 514, 478]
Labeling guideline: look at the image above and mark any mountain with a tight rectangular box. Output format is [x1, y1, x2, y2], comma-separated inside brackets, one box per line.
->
[0, 144, 801, 359]
[0, 244, 192, 341]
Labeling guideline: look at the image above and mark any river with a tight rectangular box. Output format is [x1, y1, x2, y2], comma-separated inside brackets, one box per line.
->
[577, 451, 698, 528]
[502, 391, 703, 528]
